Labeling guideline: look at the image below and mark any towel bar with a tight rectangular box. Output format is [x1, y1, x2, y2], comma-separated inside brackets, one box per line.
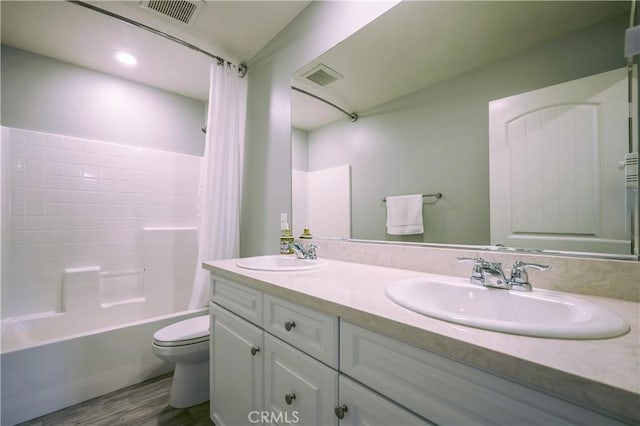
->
[382, 193, 442, 202]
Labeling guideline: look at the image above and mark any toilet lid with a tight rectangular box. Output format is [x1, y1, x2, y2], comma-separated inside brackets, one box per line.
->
[153, 315, 210, 347]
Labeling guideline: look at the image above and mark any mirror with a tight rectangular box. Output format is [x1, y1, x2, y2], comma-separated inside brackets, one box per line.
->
[291, 1, 638, 258]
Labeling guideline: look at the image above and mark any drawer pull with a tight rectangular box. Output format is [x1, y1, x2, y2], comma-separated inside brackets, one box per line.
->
[250, 346, 260, 356]
[335, 404, 348, 419]
[284, 320, 296, 331]
[285, 393, 296, 405]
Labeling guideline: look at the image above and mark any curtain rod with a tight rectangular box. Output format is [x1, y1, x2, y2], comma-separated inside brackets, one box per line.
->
[67, 0, 247, 78]
[291, 86, 358, 122]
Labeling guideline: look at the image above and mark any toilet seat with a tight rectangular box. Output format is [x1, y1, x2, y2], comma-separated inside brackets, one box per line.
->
[153, 315, 210, 347]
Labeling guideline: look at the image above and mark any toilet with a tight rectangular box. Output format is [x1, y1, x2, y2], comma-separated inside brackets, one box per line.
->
[152, 314, 210, 408]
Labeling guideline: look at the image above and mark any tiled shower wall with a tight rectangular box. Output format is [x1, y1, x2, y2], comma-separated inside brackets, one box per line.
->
[1, 126, 201, 319]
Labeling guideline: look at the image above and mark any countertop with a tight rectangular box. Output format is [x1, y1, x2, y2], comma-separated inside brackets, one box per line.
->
[203, 258, 640, 422]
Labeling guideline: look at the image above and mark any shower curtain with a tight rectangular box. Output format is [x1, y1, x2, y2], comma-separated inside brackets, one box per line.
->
[188, 62, 247, 308]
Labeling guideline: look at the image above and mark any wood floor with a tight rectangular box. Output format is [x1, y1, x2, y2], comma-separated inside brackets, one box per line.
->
[17, 373, 214, 426]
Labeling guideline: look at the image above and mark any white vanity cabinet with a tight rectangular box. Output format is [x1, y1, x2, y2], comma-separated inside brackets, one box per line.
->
[210, 273, 627, 426]
[211, 275, 340, 426]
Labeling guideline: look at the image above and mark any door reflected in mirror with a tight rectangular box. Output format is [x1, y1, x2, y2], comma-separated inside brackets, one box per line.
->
[291, 0, 638, 258]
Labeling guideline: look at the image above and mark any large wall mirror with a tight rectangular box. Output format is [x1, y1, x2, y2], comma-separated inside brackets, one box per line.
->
[291, 1, 639, 259]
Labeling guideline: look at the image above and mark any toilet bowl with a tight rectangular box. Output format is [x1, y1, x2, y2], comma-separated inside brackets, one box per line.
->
[152, 314, 210, 408]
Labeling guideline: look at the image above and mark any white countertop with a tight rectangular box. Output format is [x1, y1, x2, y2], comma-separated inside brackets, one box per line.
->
[203, 258, 640, 422]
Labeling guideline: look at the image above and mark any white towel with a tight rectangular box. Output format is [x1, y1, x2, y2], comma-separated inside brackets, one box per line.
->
[385, 194, 424, 235]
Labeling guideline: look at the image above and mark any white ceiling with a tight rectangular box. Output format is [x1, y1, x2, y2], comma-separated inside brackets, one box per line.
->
[1, 0, 310, 101]
[0, 1, 629, 128]
[291, 1, 629, 131]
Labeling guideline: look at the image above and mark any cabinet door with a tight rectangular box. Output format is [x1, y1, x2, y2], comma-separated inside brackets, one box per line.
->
[337, 375, 432, 426]
[264, 333, 338, 426]
[211, 303, 263, 426]
[341, 322, 626, 426]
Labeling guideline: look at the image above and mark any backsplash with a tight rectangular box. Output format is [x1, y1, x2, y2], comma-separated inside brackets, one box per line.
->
[317, 239, 640, 302]
[1, 127, 201, 318]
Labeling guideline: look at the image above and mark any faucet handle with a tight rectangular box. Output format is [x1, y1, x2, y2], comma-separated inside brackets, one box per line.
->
[511, 260, 550, 274]
[457, 257, 485, 284]
[457, 256, 484, 265]
[509, 261, 550, 291]
[306, 243, 318, 260]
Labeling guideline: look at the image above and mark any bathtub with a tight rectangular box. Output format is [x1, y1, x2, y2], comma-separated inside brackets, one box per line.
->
[0, 306, 208, 425]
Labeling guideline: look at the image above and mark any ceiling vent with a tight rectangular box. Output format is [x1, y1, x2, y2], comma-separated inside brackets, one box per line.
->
[303, 64, 343, 87]
[139, 0, 204, 25]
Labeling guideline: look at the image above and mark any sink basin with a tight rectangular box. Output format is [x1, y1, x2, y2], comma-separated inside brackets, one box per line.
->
[385, 277, 629, 339]
[236, 255, 327, 272]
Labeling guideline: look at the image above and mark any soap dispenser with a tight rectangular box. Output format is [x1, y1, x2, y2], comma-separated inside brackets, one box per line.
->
[280, 213, 294, 254]
[299, 227, 313, 240]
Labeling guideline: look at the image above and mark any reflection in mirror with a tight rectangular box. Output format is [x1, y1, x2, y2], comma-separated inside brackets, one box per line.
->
[291, 1, 638, 258]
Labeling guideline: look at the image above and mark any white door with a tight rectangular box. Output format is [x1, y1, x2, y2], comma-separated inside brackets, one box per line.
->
[489, 68, 630, 254]
[210, 303, 264, 426]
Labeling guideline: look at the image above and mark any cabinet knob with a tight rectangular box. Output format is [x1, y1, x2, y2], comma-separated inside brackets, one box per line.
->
[284, 320, 296, 331]
[335, 404, 348, 419]
[250, 346, 260, 356]
[285, 393, 296, 405]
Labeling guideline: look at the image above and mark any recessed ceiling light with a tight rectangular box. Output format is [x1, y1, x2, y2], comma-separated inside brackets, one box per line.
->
[114, 50, 137, 66]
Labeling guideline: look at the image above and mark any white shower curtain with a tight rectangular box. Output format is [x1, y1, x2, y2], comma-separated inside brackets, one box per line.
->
[188, 62, 247, 308]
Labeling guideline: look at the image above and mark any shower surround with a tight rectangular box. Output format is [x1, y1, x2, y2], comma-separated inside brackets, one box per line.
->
[1, 126, 205, 424]
[1, 126, 201, 320]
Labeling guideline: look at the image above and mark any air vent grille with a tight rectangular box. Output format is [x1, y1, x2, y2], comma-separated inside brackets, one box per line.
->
[304, 64, 343, 87]
[140, 0, 202, 25]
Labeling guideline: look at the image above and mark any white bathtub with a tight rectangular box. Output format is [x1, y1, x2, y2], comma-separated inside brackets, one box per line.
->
[0, 307, 208, 426]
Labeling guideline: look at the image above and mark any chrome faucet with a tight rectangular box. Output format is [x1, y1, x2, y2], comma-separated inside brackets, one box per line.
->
[457, 257, 549, 291]
[292, 242, 318, 260]
[458, 257, 510, 289]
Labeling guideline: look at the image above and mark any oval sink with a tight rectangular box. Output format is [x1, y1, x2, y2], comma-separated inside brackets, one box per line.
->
[385, 277, 629, 339]
[237, 255, 327, 272]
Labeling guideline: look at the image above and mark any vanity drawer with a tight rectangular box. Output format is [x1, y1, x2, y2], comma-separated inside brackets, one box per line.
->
[340, 322, 625, 426]
[263, 294, 338, 368]
[211, 275, 262, 326]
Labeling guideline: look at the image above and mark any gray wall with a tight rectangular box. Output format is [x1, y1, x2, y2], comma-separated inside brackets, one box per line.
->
[304, 13, 628, 245]
[241, 1, 397, 256]
[1, 45, 206, 156]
